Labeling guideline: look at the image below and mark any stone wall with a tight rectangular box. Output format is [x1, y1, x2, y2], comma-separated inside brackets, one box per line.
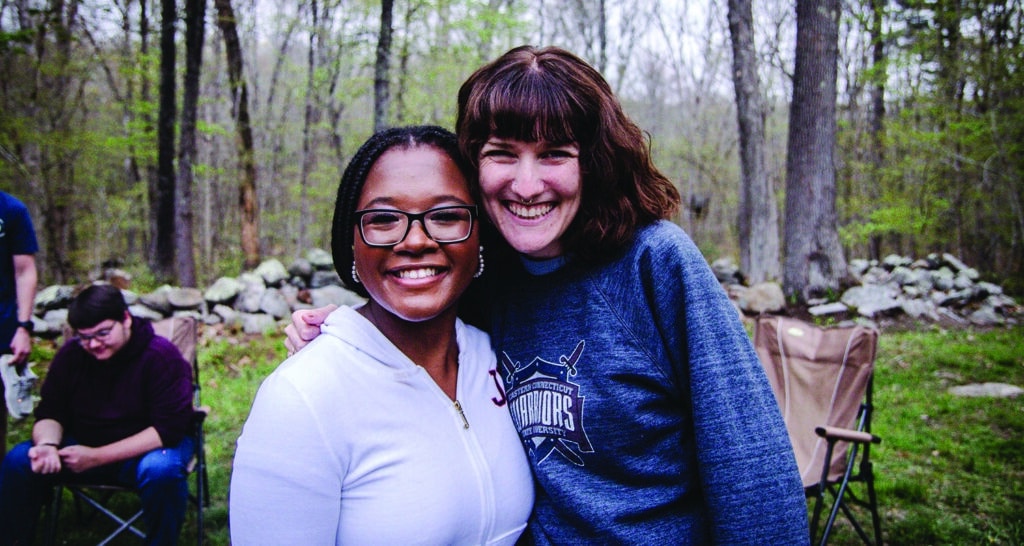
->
[30, 249, 365, 337]
[716, 252, 1021, 327]
[28, 250, 1021, 338]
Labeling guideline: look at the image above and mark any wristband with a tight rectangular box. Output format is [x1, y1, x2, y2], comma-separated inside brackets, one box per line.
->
[17, 320, 34, 333]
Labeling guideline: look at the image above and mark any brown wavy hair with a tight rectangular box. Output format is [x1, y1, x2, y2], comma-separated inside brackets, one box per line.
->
[457, 45, 680, 264]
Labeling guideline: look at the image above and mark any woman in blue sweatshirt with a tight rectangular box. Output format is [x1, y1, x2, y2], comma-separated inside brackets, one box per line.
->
[289, 45, 809, 545]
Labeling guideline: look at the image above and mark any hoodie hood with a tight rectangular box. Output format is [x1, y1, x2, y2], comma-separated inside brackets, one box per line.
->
[318, 305, 469, 374]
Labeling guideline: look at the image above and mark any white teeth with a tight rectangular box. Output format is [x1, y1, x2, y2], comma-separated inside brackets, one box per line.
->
[508, 202, 553, 219]
[396, 268, 440, 279]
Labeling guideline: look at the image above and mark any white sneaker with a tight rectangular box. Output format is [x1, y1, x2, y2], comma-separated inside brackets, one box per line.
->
[1, 354, 37, 419]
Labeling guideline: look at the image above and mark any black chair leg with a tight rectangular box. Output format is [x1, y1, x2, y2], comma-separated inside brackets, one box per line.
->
[42, 485, 63, 546]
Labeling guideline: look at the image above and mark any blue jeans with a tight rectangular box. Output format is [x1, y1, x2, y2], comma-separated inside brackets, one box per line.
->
[0, 436, 194, 546]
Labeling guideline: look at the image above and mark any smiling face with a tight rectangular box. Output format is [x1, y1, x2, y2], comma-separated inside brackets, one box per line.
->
[477, 138, 582, 259]
[353, 145, 479, 324]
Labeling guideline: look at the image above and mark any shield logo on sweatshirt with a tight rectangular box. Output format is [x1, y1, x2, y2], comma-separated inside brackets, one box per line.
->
[500, 340, 593, 466]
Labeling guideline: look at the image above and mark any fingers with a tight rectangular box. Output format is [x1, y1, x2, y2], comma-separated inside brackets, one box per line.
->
[56, 447, 85, 473]
[29, 447, 62, 474]
[302, 305, 337, 328]
[285, 305, 336, 355]
[284, 326, 299, 356]
[10, 332, 31, 364]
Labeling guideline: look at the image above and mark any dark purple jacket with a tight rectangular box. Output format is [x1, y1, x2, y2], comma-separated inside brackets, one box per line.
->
[35, 317, 193, 448]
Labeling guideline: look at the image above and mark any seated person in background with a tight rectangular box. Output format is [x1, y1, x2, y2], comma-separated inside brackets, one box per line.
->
[0, 284, 195, 546]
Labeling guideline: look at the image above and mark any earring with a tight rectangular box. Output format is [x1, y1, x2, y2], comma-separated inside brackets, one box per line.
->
[474, 246, 485, 278]
[351, 262, 361, 284]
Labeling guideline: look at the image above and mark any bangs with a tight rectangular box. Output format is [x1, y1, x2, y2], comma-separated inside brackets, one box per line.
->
[482, 72, 590, 145]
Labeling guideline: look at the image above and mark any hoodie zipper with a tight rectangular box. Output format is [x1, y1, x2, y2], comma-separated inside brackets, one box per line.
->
[453, 400, 470, 429]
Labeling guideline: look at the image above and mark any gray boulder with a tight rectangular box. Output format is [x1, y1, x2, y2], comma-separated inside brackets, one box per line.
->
[259, 288, 292, 319]
[212, 304, 240, 326]
[808, 302, 849, 317]
[841, 285, 903, 318]
[288, 258, 313, 279]
[736, 282, 785, 314]
[949, 383, 1023, 398]
[34, 285, 75, 313]
[967, 306, 1004, 327]
[254, 259, 289, 287]
[39, 309, 68, 337]
[240, 313, 277, 335]
[931, 267, 956, 291]
[129, 304, 164, 321]
[234, 273, 267, 313]
[900, 298, 940, 321]
[139, 285, 175, 315]
[167, 287, 204, 310]
[306, 249, 334, 270]
[710, 258, 742, 285]
[310, 270, 343, 289]
[204, 277, 243, 304]
[310, 285, 364, 308]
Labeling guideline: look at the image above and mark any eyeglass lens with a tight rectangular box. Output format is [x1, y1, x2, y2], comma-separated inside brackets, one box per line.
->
[78, 326, 113, 342]
[359, 206, 474, 246]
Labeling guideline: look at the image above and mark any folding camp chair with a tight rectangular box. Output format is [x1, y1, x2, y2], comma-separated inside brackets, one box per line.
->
[753, 315, 883, 546]
[43, 315, 209, 545]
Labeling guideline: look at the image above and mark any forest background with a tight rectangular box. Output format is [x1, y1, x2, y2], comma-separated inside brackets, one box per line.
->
[1, 0, 1021, 300]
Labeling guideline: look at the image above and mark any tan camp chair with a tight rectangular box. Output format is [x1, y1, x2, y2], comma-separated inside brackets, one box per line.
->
[754, 315, 883, 546]
[44, 315, 209, 545]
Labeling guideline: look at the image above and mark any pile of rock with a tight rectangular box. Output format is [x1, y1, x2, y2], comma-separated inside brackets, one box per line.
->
[27, 250, 1021, 339]
[716, 252, 1021, 327]
[30, 249, 365, 337]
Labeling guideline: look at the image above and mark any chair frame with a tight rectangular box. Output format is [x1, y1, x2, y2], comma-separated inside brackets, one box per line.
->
[754, 316, 883, 546]
[808, 374, 882, 546]
[42, 316, 209, 546]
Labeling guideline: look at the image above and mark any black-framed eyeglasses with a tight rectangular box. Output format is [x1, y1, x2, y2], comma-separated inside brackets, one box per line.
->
[355, 205, 478, 247]
[76, 321, 119, 344]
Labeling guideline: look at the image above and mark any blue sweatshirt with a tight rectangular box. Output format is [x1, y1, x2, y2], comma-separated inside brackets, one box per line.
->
[488, 221, 809, 544]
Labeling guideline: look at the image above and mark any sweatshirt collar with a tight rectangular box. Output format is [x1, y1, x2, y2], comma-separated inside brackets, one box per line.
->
[319, 305, 466, 373]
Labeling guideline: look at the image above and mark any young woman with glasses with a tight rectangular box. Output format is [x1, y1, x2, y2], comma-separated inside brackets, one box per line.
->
[228, 126, 532, 545]
[286, 47, 809, 544]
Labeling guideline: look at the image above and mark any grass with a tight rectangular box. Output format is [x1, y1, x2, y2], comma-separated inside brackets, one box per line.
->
[5, 323, 1023, 545]
[865, 326, 1024, 545]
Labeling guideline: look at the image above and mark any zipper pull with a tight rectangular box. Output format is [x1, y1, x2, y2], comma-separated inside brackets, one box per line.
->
[453, 400, 470, 429]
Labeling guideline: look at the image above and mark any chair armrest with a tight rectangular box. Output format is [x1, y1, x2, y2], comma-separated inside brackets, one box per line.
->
[192, 405, 211, 424]
[815, 425, 881, 444]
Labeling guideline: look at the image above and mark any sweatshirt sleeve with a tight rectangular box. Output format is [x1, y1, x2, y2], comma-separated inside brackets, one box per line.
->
[230, 365, 344, 544]
[144, 338, 195, 447]
[34, 341, 78, 425]
[640, 224, 810, 545]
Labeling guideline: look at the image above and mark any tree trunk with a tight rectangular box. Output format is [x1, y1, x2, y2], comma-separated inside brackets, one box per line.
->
[297, 0, 318, 252]
[175, 0, 205, 287]
[867, 0, 887, 261]
[728, 0, 780, 284]
[215, 0, 261, 270]
[118, 1, 144, 258]
[140, 0, 157, 267]
[373, 0, 394, 133]
[153, 0, 177, 283]
[783, 0, 848, 301]
[33, 1, 81, 284]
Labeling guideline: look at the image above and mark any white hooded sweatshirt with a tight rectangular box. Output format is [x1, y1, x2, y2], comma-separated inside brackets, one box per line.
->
[230, 305, 533, 545]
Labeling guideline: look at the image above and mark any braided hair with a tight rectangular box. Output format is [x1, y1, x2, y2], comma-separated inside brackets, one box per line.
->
[331, 126, 475, 298]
